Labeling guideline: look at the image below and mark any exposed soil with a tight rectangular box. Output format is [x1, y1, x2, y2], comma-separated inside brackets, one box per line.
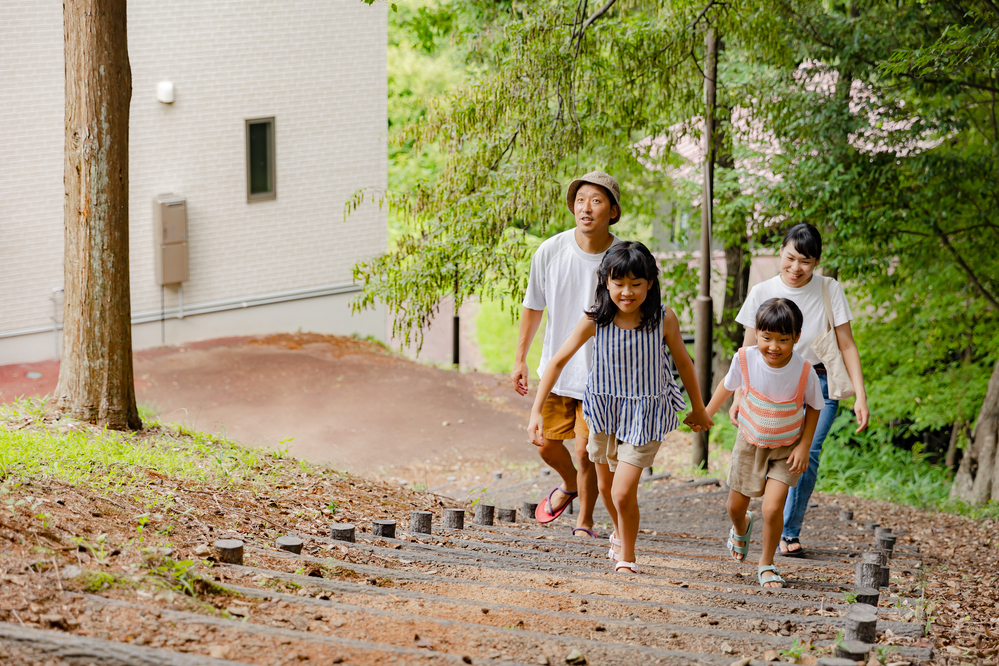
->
[0, 334, 536, 475]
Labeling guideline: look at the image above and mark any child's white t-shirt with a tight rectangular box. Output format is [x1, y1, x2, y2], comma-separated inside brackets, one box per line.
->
[723, 347, 825, 410]
[735, 275, 853, 366]
[523, 229, 620, 400]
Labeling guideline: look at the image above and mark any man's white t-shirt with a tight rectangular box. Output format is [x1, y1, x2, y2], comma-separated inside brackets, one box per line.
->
[723, 347, 825, 410]
[523, 229, 620, 400]
[735, 275, 853, 366]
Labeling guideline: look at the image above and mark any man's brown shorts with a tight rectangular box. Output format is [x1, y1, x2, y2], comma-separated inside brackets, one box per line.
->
[726, 429, 801, 498]
[541, 393, 590, 441]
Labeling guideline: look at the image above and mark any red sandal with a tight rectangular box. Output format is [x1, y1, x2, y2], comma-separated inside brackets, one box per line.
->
[535, 486, 578, 524]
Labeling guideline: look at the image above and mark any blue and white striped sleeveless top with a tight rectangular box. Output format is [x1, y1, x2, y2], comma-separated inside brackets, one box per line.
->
[582, 306, 687, 445]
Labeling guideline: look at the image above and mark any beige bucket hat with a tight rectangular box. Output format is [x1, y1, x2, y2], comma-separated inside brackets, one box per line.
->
[566, 171, 621, 224]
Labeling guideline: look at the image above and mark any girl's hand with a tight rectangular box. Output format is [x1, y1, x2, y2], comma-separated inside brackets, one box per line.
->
[728, 391, 741, 423]
[853, 396, 870, 433]
[683, 409, 714, 433]
[527, 412, 545, 447]
[787, 442, 810, 475]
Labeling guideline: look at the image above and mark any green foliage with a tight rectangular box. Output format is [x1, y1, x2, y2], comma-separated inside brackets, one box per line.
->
[0, 398, 289, 494]
[474, 297, 546, 375]
[779, 636, 812, 661]
[816, 412, 999, 519]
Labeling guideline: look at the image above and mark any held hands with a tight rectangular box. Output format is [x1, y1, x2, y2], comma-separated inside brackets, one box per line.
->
[527, 412, 545, 447]
[511, 361, 530, 396]
[787, 441, 810, 475]
[683, 408, 714, 433]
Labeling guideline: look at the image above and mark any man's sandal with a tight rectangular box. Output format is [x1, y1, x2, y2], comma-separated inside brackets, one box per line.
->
[779, 536, 806, 558]
[607, 532, 623, 561]
[758, 565, 786, 588]
[614, 561, 639, 574]
[534, 486, 578, 524]
[727, 510, 754, 562]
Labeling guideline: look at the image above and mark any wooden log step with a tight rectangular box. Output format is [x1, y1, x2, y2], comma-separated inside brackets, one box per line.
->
[83, 594, 514, 665]
[0, 621, 246, 666]
[247, 546, 923, 638]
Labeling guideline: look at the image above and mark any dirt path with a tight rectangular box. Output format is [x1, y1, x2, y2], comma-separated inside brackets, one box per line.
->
[0, 334, 537, 475]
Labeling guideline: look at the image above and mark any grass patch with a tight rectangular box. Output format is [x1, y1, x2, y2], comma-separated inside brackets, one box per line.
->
[475, 298, 546, 376]
[0, 398, 289, 494]
[817, 412, 999, 519]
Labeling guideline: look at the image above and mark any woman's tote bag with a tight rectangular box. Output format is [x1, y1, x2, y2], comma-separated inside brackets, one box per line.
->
[810, 277, 855, 401]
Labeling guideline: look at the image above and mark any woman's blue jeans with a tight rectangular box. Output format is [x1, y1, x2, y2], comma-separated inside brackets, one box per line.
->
[782, 372, 839, 540]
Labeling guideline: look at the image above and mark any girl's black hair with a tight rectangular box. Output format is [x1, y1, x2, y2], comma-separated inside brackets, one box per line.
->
[780, 223, 822, 260]
[587, 241, 662, 332]
[755, 298, 804, 337]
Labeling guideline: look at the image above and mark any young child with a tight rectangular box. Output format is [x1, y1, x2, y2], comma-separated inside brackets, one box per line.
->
[527, 241, 713, 573]
[705, 298, 824, 588]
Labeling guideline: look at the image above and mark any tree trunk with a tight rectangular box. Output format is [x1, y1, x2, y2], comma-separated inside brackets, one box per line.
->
[951, 359, 999, 503]
[55, 0, 140, 431]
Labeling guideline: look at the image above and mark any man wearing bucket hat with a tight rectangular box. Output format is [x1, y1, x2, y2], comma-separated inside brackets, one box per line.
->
[512, 171, 622, 536]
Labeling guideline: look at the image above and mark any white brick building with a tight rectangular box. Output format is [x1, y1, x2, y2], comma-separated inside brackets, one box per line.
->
[0, 0, 387, 365]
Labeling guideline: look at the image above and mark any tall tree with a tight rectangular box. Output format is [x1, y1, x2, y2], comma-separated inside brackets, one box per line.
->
[56, 0, 141, 430]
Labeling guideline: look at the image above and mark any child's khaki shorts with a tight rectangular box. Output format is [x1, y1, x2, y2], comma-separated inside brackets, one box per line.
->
[587, 431, 661, 472]
[727, 429, 801, 498]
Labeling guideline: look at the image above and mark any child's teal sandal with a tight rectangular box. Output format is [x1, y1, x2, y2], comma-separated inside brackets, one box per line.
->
[758, 564, 786, 588]
[727, 510, 754, 562]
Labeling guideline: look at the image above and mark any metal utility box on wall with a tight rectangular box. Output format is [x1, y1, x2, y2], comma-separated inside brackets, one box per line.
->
[154, 195, 188, 285]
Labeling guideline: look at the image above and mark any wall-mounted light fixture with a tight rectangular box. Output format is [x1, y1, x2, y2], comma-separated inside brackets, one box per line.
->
[156, 81, 175, 104]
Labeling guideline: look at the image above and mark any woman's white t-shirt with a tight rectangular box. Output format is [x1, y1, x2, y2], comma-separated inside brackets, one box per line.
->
[523, 229, 620, 400]
[735, 275, 853, 366]
[723, 347, 825, 410]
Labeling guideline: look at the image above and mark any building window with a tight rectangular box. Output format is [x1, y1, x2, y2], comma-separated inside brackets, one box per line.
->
[246, 117, 276, 201]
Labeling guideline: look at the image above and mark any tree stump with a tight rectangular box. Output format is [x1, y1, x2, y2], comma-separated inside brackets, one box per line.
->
[444, 508, 465, 530]
[864, 521, 879, 532]
[844, 604, 878, 643]
[474, 504, 495, 526]
[878, 565, 890, 589]
[819, 658, 865, 666]
[373, 520, 396, 538]
[855, 552, 882, 589]
[878, 533, 897, 559]
[522, 502, 538, 518]
[276, 535, 303, 554]
[497, 508, 516, 523]
[540, 469, 551, 476]
[874, 526, 892, 540]
[839, 509, 853, 521]
[410, 511, 432, 534]
[492, 471, 503, 481]
[853, 586, 879, 606]
[834, 639, 871, 661]
[330, 523, 356, 543]
[213, 539, 243, 565]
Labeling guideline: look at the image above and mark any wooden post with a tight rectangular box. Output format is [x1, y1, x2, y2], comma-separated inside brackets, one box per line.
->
[693, 27, 718, 470]
[853, 586, 879, 606]
[864, 521, 879, 532]
[410, 511, 432, 534]
[844, 604, 878, 643]
[818, 659, 863, 666]
[443, 508, 465, 530]
[276, 536, 303, 554]
[497, 508, 516, 523]
[878, 533, 897, 559]
[330, 523, 356, 543]
[839, 509, 853, 521]
[492, 471, 503, 481]
[540, 469, 551, 477]
[474, 504, 495, 526]
[56, 0, 140, 430]
[372, 520, 396, 538]
[855, 552, 881, 589]
[213, 539, 243, 565]
[833, 640, 871, 662]
[522, 502, 538, 518]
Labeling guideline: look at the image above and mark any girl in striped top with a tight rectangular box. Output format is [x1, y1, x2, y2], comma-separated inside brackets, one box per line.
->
[528, 242, 713, 574]
[704, 298, 824, 588]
